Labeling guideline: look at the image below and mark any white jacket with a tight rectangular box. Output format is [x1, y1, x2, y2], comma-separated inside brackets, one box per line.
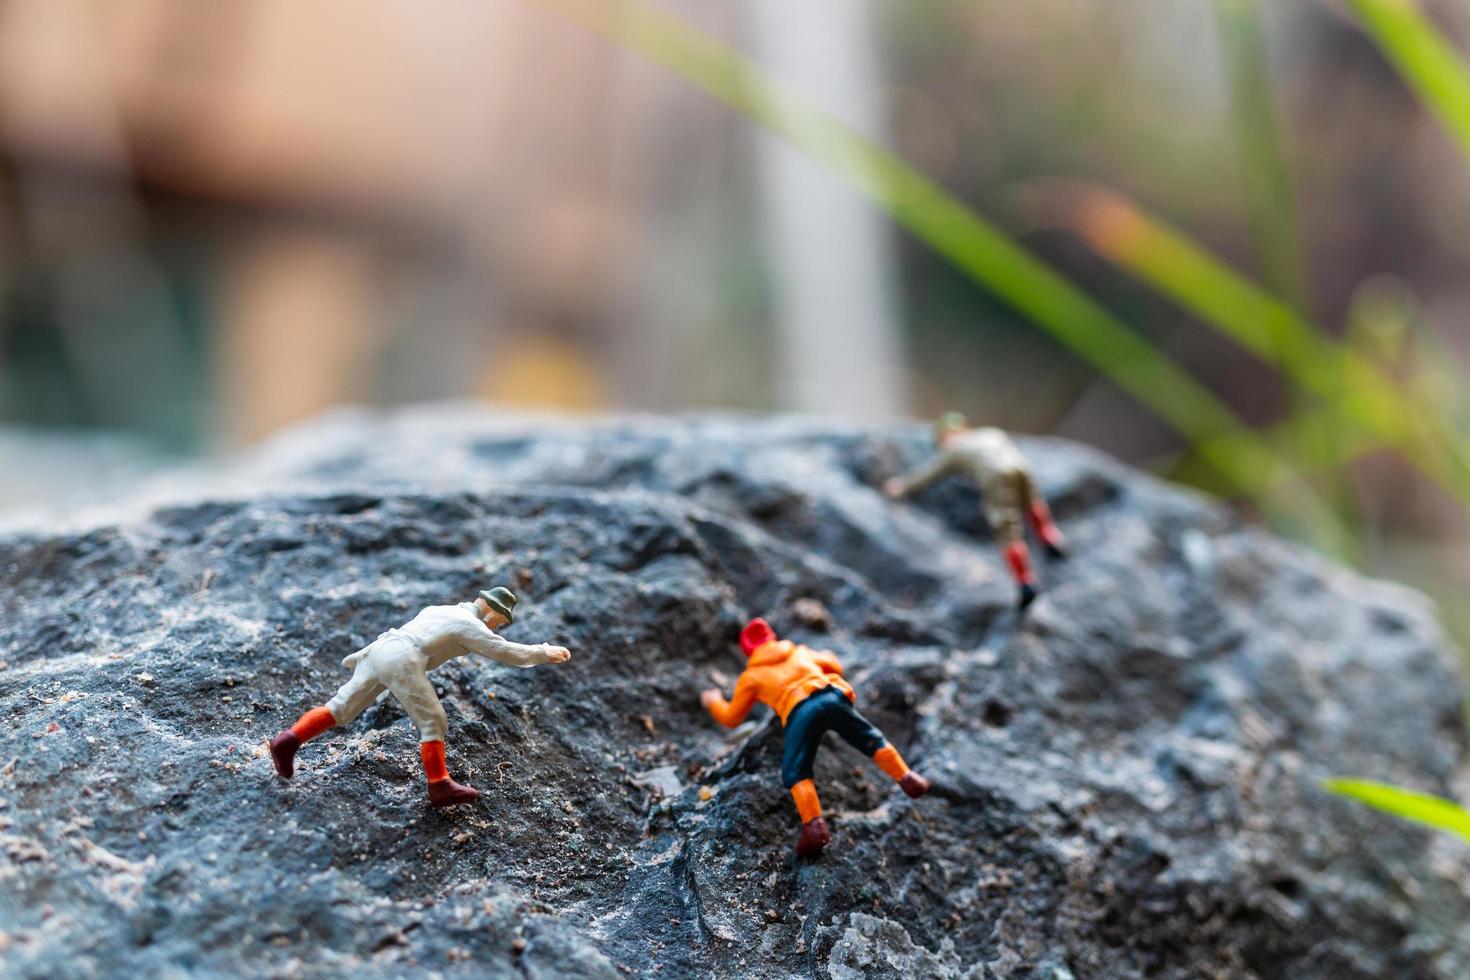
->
[342, 602, 554, 672]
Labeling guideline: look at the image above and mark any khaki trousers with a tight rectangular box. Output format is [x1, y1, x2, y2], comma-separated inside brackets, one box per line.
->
[981, 467, 1036, 545]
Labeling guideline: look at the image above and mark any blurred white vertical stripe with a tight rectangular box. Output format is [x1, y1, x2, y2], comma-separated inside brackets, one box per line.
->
[749, 0, 908, 419]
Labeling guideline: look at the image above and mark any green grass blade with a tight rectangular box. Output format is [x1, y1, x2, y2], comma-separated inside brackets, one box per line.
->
[1346, 0, 1470, 163]
[1214, 0, 1360, 550]
[526, 0, 1295, 502]
[1172, 406, 1381, 496]
[1214, 0, 1309, 310]
[1324, 778, 1470, 843]
[1171, 280, 1470, 494]
[1345, 279, 1465, 447]
[1062, 185, 1470, 508]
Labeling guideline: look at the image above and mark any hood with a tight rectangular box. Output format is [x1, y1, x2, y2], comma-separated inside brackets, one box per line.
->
[746, 639, 797, 667]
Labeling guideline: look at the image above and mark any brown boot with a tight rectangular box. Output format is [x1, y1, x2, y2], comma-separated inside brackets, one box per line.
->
[269, 731, 300, 780]
[427, 778, 480, 808]
[795, 816, 830, 859]
[900, 771, 931, 799]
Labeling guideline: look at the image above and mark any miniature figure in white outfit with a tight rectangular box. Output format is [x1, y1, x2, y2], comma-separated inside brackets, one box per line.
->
[269, 588, 571, 807]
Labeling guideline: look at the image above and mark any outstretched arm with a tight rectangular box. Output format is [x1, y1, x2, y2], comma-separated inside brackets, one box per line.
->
[701, 674, 759, 728]
[457, 623, 570, 668]
[884, 451, 953, 499]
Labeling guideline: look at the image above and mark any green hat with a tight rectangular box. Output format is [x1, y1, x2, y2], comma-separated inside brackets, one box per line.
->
[478, 587, 517, 623]
[935, 411, 968, 440]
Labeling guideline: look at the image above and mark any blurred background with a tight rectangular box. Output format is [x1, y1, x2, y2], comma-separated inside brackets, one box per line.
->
[3, 0, 1470, 638]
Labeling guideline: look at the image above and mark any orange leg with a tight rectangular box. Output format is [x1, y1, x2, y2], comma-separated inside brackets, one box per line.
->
[270, 706, 336, 779]
[421, 740, 450, 784]
[290, 706, 336, 742]
[790, 779, 830, 857]
[872, 744, 911, 781]
[790, 779, 823, 822]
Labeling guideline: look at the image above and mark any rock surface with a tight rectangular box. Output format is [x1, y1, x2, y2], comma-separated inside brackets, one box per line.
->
[2, 409, 1469, 978]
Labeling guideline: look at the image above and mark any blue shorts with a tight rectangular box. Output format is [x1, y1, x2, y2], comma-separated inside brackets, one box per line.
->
[780, 687, 889, 788]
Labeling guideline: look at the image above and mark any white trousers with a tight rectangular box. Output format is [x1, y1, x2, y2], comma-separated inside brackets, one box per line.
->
[325, 636, 448, 742]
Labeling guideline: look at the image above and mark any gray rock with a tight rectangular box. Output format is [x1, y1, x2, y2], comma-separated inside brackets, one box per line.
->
[2, 409, 1468, 978]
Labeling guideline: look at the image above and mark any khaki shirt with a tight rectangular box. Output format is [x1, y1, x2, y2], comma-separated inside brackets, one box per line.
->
[893, 427, 1027, 496]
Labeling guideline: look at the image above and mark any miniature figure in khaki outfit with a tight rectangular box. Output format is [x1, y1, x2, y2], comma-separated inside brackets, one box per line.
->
[269, 588, 571, 807]
[886, 413, 1067, 610]
[701, 618, 930, 859]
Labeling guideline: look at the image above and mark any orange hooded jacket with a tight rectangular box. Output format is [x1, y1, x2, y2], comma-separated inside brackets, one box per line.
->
[705, 640, 856, 727]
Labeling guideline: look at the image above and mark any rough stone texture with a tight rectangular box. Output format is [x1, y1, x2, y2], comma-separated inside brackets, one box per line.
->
[2, 408, 1469, 978]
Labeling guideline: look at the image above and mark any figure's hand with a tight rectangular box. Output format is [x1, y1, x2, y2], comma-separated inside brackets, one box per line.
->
[883, 478, 904, 500]
[546, 645, 571, 663]
[700, 688, 723, 710]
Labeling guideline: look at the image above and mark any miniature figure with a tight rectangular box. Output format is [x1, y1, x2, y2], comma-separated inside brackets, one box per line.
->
[700, 618, 930, 859]
[885, 412, 1066, 610]
[268, 588, 571, 807]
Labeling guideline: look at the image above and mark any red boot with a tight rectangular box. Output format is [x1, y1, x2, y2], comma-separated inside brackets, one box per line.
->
[427, 778, 481, 808]
[1005, 541, 1040, 610]
[873, 745, 929, 799]
[269, 731, 300, 780]
[795, 817, 830, 859]
[269, 706, 336, 780]
[1028, 501, 1067, 559]
[899, 771, 931, 799]
[421, 740, 479, 808]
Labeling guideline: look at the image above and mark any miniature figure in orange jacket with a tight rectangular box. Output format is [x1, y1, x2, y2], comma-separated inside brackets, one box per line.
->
[700, 618, 930, 859]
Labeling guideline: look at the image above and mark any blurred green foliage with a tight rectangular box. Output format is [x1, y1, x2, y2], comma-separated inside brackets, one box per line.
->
[537, 0, 1470, 845]
[1348, 0, 1470, 164]
[532, 0, 1341, 526]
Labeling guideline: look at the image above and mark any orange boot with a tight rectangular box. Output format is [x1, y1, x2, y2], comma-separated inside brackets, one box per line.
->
[270, 707, 335, 779]
[422, 741, 479, 808]
[790, 779, 830, 858]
